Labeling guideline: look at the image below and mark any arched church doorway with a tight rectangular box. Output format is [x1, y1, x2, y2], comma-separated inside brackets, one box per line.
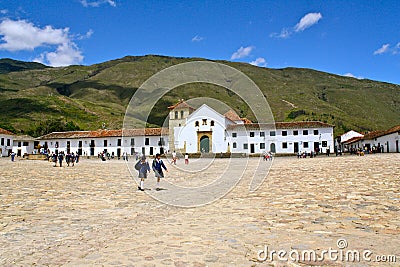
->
[200, 135, 210, 153]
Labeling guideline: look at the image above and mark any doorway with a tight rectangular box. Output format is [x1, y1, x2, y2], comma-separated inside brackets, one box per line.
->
[200, 135, 210, 153]
[250, 144, 255, 154]
[270, 143, 276, 153]
[294, 142, 299, 153]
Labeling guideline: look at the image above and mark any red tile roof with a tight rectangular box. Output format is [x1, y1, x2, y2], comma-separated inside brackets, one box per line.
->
[343, 136, 363, 144]
[241, 118, 253, 124]
[39, 128, 168, 140]
[361, 130, 385, 140]
[0, 128, 15, 136]
[224, 110, 241, 121]
[168, 99, 195, 110]
[384, 125, 400, 136]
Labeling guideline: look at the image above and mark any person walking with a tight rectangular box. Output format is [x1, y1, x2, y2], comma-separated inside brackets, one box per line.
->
[184, 153, 189, 164]
[135, 155, 150, 191]
[172, 150, 177, 165]
[58, 152, 64, 167]
[10, 151, 16, 162]
[52, 153, 57, 167]
[152, 153, 168, 190]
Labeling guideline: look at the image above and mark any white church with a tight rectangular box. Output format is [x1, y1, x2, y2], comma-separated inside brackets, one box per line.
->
[168, 100, 334, 155]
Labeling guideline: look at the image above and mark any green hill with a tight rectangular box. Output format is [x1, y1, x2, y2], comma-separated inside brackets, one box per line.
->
[0, 55, 399, 137]
[0, 58, 48, 74]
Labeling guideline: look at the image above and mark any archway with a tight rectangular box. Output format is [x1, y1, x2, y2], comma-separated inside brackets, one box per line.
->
[200, 135, 210, 153]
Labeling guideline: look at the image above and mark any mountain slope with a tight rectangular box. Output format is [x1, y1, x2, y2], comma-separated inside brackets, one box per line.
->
[0, 55, 399, 136]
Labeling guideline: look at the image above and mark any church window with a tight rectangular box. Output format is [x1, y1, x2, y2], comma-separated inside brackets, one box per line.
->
[202, 119, 207, 125]
[195, 121, 199, 127]
[210, 120, 215, 126]
[175, 111, 178, 119]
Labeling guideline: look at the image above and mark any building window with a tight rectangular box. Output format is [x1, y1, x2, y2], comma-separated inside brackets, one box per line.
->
[232, 132, 237, 138]
[130, 138, 135, 146]
[260, 143, 265, 149]
[104, 140, 108, 147]
[322, 141, 327, 147]
[303, 130, 308, 135]
[18, 142, 21, 147]
[282, 131, 287, 136]
[314, 129, 319, 135]
[303, 142, 309, 148]
[23, 142, 29, 146]
[195, 121, 199, 127]
[7, 139, 10, 146]
[145, 138, 150, 145]
[117, 139, 122, 146]
[174, 111, 178, 119]
[158, 138, 165, 146]
[1, 138, 4, 146]
[202, 119, 207, 125]
[210, 120, 215, 126]
[233, 142, 237, 148]
[243, 143, 248, 149]
[260, 132, 265, 137]
[180, 111, 184, 118]
[250, 132, 255, 137]
[270, 131, 276, 136]
[282, 142, 288, 149]
[293, 130, 298, 136]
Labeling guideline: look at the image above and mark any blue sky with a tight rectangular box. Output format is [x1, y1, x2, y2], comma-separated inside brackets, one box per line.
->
[0, 0, 400, 84]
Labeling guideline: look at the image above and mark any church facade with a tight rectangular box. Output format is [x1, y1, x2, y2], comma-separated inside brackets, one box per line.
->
[169, 100, 335, 155]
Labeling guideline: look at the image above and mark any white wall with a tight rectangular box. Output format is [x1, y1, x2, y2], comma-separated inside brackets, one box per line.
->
[0, 134, 13, 156]
[340, 130, 364, 143]
[12, 140, 35, 156]
[40, 135, 169, 157]
[174, 105, 231, 153]
[376, 132, 400, 153]
[228, 127, 334, 154]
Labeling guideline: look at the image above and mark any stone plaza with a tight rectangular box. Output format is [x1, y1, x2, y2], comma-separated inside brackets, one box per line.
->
[1, 154, 399, 266]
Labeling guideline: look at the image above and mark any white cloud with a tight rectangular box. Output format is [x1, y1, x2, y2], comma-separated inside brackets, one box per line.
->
[0, 9, 8, 14]
[0, 19, 84, 66]
[77, 29, 94, 40]
[36, 43, 83, 67]
[191, 35, 204, 42]
[393, 42, 400, 54]
[343, 73, 363, 79]
[271, 12, 322, 39]
[231, 46, 254, 60]
[0, 19, 69, 51]
[80, 0, 116, 7]
[270, 28, 290, 39]
[250, 57, 267, 67]
[294, 12, 322, 32]
[373, 44, 390, 55]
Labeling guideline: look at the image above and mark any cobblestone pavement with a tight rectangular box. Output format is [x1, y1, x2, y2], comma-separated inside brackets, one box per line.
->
[0, 154, 399, 266]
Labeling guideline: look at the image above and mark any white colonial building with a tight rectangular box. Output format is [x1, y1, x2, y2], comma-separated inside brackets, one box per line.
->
[12, 135, 36, 156]
[344, 125, 400, 153]
[38, 128, 168, 157]
[0, 128, 14, 157]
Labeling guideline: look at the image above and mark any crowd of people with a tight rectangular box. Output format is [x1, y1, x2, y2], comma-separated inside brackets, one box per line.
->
[49, 151, 80, 167]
